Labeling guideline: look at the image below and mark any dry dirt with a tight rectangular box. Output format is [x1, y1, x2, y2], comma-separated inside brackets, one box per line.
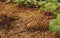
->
[0, 2, 56, 38]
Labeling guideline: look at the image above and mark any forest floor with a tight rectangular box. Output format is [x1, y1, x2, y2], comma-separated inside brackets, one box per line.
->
[0, 2, 56, 38]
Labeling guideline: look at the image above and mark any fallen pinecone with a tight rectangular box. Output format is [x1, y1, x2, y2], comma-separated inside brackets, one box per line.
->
[27, 18, 49, 30]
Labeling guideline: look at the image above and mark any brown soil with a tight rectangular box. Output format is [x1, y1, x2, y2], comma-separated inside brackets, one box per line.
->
[0, 2, 56, 38]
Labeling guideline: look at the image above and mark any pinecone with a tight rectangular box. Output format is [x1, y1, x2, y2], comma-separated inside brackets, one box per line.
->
[27, 18, 49, 30]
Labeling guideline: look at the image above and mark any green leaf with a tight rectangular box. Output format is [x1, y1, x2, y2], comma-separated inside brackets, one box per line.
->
[56, 14, 60, 20]
[26, 0, 32, 2]
[49, 19, 57, 26]
[49, 14, 60, 32]
[37, 1, 46, 5]
[40, 3, 58, 10]
[32, 0, 37, 5]
[49, 17, 60, 32]
[45, 3, 58, 10]
[12, 0, 19, 2]
[50, 25, 60, 32]
[46, 0, 58, 3]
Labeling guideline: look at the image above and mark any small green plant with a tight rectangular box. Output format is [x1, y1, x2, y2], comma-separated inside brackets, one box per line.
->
[40, 0, 60, 15]
[49, 14, 60, 32]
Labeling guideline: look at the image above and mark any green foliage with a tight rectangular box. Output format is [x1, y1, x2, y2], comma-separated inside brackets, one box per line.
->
[11, 0, 46, 5]
[40, 0, 60, 15]
[49, 14, 60, 32]
[46, 0, 58, 3]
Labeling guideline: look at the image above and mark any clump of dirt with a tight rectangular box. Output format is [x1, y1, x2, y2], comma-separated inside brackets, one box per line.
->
[0, 2, 56, 38]
[0, 15, 17, 29]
